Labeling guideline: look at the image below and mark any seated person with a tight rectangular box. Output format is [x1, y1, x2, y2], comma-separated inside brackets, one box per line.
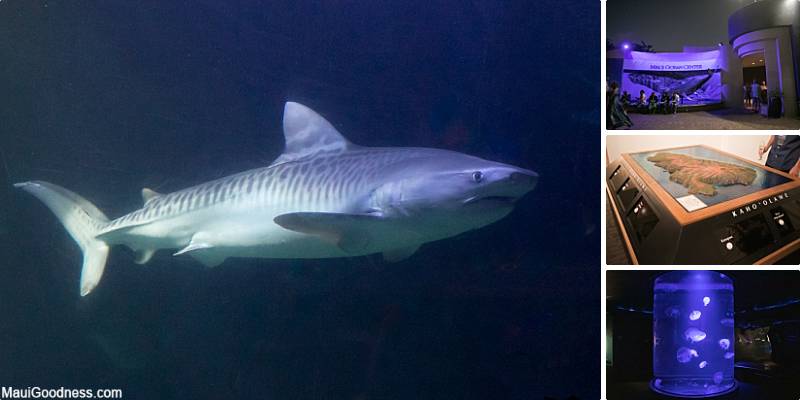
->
[647, 92, 658, 114]
[659, 93, 669, 114]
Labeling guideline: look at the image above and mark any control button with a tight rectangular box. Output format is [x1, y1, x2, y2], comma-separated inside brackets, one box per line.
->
[633, 207, 639, 214]
[778, 219, 785, 226]
[725, 242, 734, 251]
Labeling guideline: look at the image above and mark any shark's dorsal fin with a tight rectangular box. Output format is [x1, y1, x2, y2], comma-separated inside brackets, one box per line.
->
[273, 102, 354, 165]
[141, 188, 162, 204]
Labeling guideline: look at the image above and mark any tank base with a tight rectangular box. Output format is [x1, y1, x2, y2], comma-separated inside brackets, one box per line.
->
[649, 379, 737, 398]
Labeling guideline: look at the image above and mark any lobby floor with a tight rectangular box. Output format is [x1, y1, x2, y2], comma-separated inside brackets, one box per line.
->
[618, 109, 800, 130]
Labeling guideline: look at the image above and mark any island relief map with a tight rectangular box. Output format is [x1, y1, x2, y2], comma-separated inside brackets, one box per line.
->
[647, 152, 756, 196]
[630, 146, 791, 211]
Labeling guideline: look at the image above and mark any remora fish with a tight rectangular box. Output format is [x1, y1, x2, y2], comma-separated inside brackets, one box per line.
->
[15, 102, 538, 296]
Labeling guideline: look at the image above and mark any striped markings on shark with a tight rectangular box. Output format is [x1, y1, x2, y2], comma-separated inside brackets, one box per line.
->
[15, 102, 538, 296]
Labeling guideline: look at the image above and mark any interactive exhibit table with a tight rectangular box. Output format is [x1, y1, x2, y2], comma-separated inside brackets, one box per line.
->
[607, 145, 800, 264]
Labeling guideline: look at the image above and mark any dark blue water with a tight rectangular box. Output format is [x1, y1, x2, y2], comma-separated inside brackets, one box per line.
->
[0, 1, 599, 398]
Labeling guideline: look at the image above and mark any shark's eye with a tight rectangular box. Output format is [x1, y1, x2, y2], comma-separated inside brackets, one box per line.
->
[472, 171, 483, 183]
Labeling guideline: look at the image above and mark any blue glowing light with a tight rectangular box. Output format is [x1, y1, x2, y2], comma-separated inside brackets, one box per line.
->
[676, 347, 698, 363]
[684, 327, 707, 343]
[651, 271, 737, 397]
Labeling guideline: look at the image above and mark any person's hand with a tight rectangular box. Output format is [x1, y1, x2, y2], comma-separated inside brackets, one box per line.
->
[790, 164, 800, 178]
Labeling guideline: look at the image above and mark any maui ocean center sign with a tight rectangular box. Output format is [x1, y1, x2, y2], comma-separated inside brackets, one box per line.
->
[624, 50, 721, 72]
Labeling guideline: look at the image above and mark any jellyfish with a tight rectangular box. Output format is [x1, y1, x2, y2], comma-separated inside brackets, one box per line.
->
[684, 327, 707, 343]
[724, 352, 734, 359]
[665, 306, 680, 318]
[720, 318, 734, 327]
[718, 338, 730, 350]
[703, 296, 711, 306]
[713, 371, 723, 385]
[676, 347, 699, 363]
[689, 310, 702, 321]
[653, 378, 662, 388]
[699, 361, 707, 369]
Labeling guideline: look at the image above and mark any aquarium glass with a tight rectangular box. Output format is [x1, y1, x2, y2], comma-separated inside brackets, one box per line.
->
[652, 271, 736, 397]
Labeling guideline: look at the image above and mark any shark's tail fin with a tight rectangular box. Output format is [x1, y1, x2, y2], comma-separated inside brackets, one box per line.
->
[15, 181, 110, 296]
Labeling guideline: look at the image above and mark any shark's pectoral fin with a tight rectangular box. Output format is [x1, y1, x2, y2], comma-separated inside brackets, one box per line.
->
[382, 245, 420, 262]
[274, 212, 378, 253]
[133, 249, 156, 265]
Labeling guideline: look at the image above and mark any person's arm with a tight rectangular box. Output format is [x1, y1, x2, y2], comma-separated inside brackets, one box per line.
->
[789, 156, 800, 177]
[759, 135, 776, 159]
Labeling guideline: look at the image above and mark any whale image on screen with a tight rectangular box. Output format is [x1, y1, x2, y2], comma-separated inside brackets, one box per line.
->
[629, 146, 791, 211]
[625, 70, 721, 105]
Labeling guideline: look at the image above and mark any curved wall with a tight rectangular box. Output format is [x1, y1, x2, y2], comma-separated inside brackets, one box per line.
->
[729, 0, 800, 117]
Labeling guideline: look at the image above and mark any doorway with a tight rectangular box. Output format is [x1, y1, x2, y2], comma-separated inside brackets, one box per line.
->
[742, 52, 766, 111]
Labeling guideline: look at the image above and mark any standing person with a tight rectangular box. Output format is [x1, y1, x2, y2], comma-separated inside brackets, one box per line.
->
[751, 80, 761, 112]
[638, 90, 646, 111]
[760, 135, 800, 176]
[743, 84, 751, 108]
[607, 82, 633, 129]
[671, 92, 680, 114]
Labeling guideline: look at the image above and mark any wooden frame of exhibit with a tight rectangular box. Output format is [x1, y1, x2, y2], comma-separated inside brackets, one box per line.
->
[607, 144, 800, 265]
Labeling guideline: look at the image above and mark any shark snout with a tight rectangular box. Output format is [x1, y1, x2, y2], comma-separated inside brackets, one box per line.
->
[509, 170, 538, 189]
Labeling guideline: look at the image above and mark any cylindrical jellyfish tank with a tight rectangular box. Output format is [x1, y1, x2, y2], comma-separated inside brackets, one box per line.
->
[651, 271, 736, 397]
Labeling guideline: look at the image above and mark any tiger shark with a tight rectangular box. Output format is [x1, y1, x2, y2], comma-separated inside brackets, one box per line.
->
[15, 102, 538, 296]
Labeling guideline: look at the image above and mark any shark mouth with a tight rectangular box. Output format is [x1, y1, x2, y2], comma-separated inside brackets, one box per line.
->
[464, 195, 517, 205]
